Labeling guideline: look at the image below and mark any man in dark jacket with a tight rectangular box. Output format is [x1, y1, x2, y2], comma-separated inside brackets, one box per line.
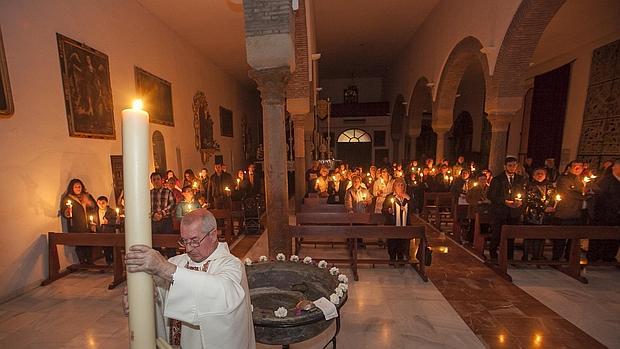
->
[588, 159, 620, 262]
[206, 162, 234, 209]
[487, 157, 526, 261]
[553, 160, 588, 261]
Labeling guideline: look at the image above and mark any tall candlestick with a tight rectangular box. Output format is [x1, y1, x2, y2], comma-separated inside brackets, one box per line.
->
[122, 99, 156, 348]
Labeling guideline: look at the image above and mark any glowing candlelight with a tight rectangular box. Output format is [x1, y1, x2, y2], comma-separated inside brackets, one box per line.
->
[553, 194, 561, 209]
[391, 198, 395, 204]
[449, 176, 453, 182]
[224, 186, 231, 192]
[516, 193, 522, 201]
[473, 182, 478, 187]
[66, 200, 72, 207]
[332, 176, 336, 181]
[444, 175, 449, 181]
[89, 215, 94, 224]
[192, 181, 199, 189]
[115, 207, 120, 215]
[123, 99, 156, 348]
[366, 172, 370, 176]
[236, 178, 240, 184]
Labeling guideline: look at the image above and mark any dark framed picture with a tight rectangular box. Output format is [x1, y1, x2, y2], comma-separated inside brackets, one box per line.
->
[135, 66, 174, 126]
[57, 33, 115, 138]
[220, 106, 233, 137]
[0, 27, 14, 117]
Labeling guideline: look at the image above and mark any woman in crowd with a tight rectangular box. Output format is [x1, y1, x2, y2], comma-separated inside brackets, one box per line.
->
[523, 168, 557, 261]
[382, 178, 412, 264]
[60, 178, 96, 264]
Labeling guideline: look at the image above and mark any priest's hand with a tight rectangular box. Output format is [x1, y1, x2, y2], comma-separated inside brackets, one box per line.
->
[125, 244, 176, 281]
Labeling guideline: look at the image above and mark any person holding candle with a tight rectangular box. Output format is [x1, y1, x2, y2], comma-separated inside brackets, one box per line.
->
[239, 163, 263, 199]
[430, 164, 451, 192]
[94, 196, 117, 265]
[123, 209, 256, 349]
[382, 178, 412, 265]
[166, 170, 182, 191]
[487, 157, 526, 262]
[305, 160, 320, 195]
[175, 185, 201, 220]
[373, 168, 392, 213]
[345, 175, 372, 214]
[314, 166, 330, 198]
[206, 162, 234, 209]
[452, 155, 466, 177]
[60, 178, 96, 264]
[587, 159, 620, 262]
[364, 165, 378, 192]
[552, 160, 589, 261]
[522, 168, 557, 261]
[182, 169, 198, 190]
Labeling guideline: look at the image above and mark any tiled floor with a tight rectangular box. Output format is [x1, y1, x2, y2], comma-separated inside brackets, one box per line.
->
[0, 213, 618, 348]
[512, 267, 620, 349]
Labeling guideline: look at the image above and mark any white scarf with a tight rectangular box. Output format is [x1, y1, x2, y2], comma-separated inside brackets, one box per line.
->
[394, 197, 408, 227]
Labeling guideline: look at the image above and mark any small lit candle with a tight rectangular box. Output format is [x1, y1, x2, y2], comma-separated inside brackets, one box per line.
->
[332, 176, 336, 181]
[224, 186, 230, 192]
[192, 181, 199, 189]
[89, 215, 94, 224]
[115, 207, 120, 215]
[391, 198, 395, 204]
[66, 200, 72, 207]
[473, 182, 478, 187]
[366, 172, 370, 176]
[553, 194, 562, 209]
[236, 178, 240, 185]
[516, 193, 522, 201]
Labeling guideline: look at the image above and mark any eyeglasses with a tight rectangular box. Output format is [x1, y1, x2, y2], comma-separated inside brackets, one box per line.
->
[178, 229, 215, 248]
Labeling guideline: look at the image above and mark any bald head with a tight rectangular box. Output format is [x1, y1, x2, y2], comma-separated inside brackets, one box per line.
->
[181, 208, 217, 233]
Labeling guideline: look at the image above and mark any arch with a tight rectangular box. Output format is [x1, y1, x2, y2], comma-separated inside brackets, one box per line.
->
[434, 36, 490, 129]
[337, 128, 371, 143]
[487, 0, 566, 110]
[407, 77, 433, 160]
[152, 131, 167, 173]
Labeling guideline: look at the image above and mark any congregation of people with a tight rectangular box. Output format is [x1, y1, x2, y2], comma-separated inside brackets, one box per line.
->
[304, 156, 620, 264]
[60, 162, 264, 264]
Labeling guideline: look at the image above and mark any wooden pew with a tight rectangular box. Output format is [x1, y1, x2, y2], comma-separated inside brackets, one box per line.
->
[472, 205, 493, 258]
[421, 192, 453, 230]
[498, 225, 620, 283]
[294, 212, 380, 251]
[42, 232, 180, 289]
[290, 225, 428, 282]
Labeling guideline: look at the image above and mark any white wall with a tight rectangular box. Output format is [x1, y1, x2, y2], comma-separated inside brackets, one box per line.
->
[319, 77, 384, 104]
[0, 0, 259, 302]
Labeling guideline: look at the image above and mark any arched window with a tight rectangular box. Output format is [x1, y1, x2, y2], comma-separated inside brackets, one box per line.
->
[337, 129, 371, 143]
[152, 131, 167, 173]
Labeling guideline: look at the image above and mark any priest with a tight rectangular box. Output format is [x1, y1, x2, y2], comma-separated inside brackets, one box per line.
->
[124, 209, 255, 349]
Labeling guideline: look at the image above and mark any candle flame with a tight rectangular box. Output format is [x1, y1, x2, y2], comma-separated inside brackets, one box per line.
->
[89, 215, 93, 222]
[66, 200, 72, 206]
[473, 182, 478, 187]
[224, 186, 230, 191]
[115, 208, 120, 213]
[132, 99, 144, 110]
[555, 194, 561, 201]
[390, 198, 394, 203]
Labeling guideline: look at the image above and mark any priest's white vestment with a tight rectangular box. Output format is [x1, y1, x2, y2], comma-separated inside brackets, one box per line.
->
[155, 242, 256, 349]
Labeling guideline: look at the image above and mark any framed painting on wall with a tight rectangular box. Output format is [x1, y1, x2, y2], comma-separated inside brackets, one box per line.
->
[57, 33, 115, 138]
[0, 27, 14, 117]
[220, 106, 233, 137]
[135, 67, 174, 126]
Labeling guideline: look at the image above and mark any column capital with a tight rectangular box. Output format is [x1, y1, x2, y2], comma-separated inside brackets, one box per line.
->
[287, 97, 310, 116]
[249, 67, 291, 105]
[487, 113, 513, 132]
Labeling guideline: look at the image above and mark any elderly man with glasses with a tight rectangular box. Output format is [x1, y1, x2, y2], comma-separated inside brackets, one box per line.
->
[124, 209, 255, 349]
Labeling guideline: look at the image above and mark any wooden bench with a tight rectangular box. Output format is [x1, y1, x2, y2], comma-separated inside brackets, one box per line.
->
[472, 205, 493, 258]
[42, 232, 180, 289]
[498, 225, 620, 283]
[421, 192, 453, 230]
[290, 225, 429, 282]
[294, 212, 383, 251]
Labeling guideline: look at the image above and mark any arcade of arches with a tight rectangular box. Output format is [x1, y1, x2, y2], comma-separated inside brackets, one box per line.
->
[0, 0, 619, 348]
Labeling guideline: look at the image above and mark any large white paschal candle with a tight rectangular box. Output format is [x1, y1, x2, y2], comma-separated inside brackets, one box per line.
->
[122, 99, 156, 348]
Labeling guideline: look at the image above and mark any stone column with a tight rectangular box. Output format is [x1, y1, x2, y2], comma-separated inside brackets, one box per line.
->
[435, 128, 449, 163]
[487, 113, 512, 175]
[292, 114, 307, 212]
[250, 67, 292, 257]
[409, 128, 421, 161]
